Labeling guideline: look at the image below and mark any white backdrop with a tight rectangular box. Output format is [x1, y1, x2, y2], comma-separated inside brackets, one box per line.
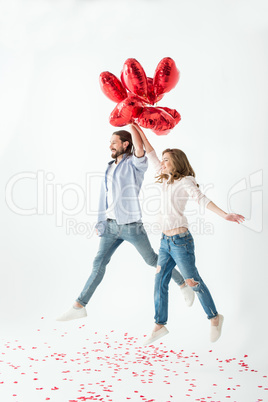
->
[0, 0, 267, 389]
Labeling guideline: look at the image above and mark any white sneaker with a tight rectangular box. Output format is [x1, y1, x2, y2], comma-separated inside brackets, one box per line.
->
[210, 314, 224, 342]
[56, 306, 87, 321]
[181, 284, 195, 307]
[143, 326, 169, 346]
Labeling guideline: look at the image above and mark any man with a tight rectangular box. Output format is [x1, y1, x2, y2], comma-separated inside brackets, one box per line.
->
[57, 125, 194, 321]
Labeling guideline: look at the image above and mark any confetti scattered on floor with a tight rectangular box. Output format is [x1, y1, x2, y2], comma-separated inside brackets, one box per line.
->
[0, 318, 267, 401]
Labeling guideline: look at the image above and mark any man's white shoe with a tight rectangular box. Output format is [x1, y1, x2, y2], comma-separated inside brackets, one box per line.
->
[56, 306, 87, 321]
[181, 284, 195, 307]
[143, 326, 169, 346]
[210, 314, 224, 342]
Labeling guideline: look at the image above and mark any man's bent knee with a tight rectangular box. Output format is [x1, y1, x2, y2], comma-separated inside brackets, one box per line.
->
[144, 252, 158, 267]
[156, 265, 161, 274]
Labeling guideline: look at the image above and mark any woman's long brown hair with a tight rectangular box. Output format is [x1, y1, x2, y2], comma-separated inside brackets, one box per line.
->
[156, 148, 198, 186]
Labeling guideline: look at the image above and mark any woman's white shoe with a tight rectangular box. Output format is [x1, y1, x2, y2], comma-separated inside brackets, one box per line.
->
[143, 326, 169, 346]
[210, 314, 224, 342]
[56, 306, 87, 321]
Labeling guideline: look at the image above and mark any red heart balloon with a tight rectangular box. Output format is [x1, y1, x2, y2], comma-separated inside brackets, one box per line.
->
[137, 107, 176, 134]
[151, 128, 171, 136]
[109, 94, 144, 127]
[100, 58, 181, 135]
[99, 72, 128, 103]
[147, 77, 164, 105]
[120, 70, 127, 90]
[121, 58, 148, 100]
[147, 77, 156, 105]
[153, 57, 180, 98]
[157, 107, 181, 124]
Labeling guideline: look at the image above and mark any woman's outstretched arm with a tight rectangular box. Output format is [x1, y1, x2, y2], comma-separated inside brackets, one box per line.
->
[129, 123, 154, 154]
[207, 201, 245, 224]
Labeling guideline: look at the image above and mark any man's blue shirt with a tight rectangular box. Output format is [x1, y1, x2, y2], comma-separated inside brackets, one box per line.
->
[95, 152, 148, 236]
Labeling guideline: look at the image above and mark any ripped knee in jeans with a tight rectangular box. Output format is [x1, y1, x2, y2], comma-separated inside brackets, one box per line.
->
[156, 265, 161, 274]
[186, 278, 199, 287]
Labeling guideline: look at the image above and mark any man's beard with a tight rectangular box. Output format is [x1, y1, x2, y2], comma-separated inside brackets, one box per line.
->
[111, 147, 125, 160]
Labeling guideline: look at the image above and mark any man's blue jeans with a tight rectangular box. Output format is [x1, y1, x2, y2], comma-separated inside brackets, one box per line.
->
[154, 230, 218, 325]
[76, 219, 185, 307]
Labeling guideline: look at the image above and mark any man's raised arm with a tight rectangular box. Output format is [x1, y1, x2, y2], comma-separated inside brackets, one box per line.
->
[129, 124, 145, 157]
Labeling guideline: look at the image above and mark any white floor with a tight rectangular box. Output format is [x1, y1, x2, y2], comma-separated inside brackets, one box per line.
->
[1, 317, 267, 402]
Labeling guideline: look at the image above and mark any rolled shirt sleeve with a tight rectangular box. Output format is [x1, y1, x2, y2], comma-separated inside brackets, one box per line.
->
[131, 152, 148, 173]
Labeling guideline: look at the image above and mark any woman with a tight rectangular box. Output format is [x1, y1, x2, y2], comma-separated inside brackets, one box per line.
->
[130, 124, 245, 345]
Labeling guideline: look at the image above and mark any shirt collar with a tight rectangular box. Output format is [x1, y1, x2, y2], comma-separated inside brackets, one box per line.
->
[108, 153, 129, 165]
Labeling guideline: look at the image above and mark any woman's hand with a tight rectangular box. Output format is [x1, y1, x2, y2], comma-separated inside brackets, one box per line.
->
[224, 213, 245, 224]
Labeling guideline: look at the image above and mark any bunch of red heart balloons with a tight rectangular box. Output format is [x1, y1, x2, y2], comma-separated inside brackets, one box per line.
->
[99, 57, 181, 135]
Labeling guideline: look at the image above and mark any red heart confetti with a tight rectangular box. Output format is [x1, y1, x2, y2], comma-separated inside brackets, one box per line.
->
[0, 326, 267, 401]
